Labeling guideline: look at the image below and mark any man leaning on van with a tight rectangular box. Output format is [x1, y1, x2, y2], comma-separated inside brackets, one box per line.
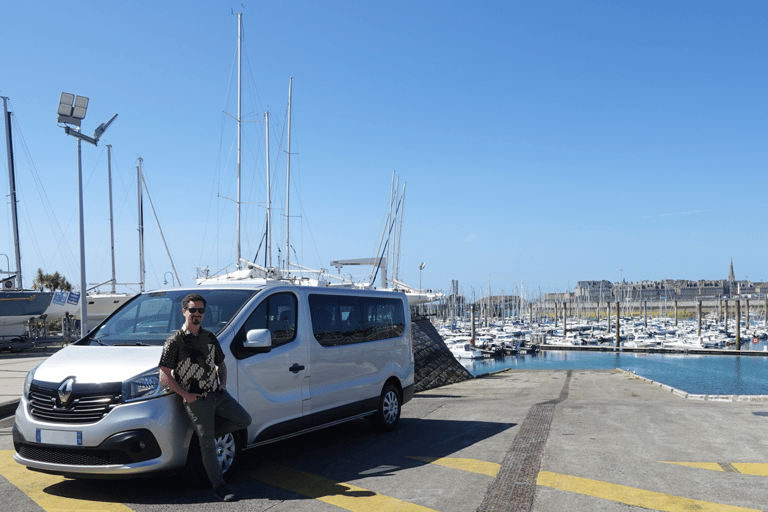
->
[159, 293, 252, 502]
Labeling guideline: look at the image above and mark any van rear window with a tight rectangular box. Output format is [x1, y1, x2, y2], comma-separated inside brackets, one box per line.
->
[308, 294, 405, 346]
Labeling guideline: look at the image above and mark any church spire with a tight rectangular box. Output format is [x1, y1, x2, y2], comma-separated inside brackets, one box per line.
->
[728, 259, 735, 283]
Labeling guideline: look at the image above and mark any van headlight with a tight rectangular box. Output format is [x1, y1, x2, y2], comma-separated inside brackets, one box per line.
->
[23, 364, 40, 396]
[122, 368, 171, 403]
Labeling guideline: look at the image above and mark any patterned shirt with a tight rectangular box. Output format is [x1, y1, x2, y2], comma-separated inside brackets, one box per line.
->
[159, 327, 225, 395]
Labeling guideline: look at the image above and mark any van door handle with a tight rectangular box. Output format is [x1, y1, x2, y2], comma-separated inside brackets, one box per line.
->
[289, 363, 305, 373]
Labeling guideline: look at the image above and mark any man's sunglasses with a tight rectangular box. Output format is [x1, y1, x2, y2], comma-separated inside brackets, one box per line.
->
[185, 307, 206, 314]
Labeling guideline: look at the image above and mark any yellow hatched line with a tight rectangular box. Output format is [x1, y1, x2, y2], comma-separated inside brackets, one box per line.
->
[537, 470, 761, 512]
[247, 463, 437, 512]
[661, 461, 768, 477]
[0, 450, 134, 512]
[406, 456, 500, 477]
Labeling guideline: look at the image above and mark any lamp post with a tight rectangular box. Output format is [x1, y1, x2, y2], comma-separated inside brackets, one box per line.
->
[163, 272, 175, 287]
[419, 262, 425, 292]
[57, 93, 117, 337]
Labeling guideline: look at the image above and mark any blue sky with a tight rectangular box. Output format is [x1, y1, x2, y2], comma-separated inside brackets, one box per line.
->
[1, 1, 766, 300]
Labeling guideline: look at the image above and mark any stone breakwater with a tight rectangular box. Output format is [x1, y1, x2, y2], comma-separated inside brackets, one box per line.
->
[412, 317, 473, 391]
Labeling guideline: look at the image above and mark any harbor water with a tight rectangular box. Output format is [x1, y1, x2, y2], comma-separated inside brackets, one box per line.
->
[460, 350, 768, 396]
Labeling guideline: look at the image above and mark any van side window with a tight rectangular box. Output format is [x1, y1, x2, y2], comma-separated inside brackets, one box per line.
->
[309, 294, 405, 347]
[233, 292, 297, 358]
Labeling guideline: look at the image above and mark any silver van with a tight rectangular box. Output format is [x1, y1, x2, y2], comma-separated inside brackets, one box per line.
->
[12, 284, 414, 482]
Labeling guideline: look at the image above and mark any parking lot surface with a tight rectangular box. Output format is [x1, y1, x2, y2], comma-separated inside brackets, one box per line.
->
[2, 369, 768, 511]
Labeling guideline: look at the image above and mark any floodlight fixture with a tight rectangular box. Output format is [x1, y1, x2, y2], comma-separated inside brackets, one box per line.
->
[73, 95, 89, 118]
[57, 92, 89, 127]
[94, 113, 118, 140]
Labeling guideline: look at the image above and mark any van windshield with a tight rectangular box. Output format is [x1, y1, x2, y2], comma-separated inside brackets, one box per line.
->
[88, 289, 258, 346]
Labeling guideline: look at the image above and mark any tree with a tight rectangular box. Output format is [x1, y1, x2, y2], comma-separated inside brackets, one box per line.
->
[31, 268, 73, 291]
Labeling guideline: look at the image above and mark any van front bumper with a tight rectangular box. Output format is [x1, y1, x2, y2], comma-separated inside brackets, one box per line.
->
[12, 393, 192, 478]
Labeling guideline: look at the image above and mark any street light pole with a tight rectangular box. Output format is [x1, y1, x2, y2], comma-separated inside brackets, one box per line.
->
[57, 93, 117, 338]
[76, 137, 87, 337]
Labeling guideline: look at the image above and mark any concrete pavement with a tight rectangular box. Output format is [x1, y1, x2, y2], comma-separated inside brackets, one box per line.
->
[4, 346, 768, 510]
[0, 339, 62, 419]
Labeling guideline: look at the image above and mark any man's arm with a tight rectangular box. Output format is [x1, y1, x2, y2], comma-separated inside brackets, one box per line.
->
[159, 365, 200, 403]
[217, 361, 227, 391]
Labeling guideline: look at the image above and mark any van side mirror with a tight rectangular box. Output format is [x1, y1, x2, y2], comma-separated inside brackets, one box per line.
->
[243, 328, 272, 351]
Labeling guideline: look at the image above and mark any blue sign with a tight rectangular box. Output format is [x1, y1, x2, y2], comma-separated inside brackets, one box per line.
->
[67, 292, 80, 305]
[52, 291, 67, 305]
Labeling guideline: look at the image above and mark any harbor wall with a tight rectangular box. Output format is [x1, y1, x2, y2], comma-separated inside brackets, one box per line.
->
[535, 299, 768, 321]
[412, 317, 473, 391]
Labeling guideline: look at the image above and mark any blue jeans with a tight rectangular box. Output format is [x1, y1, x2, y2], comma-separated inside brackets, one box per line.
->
[183, 390, 252, 488]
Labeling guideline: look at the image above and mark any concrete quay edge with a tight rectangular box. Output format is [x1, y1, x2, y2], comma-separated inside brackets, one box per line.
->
[615, 368, 768, 402]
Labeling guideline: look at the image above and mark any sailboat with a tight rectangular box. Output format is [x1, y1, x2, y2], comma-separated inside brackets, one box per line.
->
[0, 96, 54, 339]
[44, 154, 178, 332]
[195, 13, 443, 308]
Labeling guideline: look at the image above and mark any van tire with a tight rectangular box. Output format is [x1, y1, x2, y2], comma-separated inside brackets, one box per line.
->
[371, 383, 401, 431]
[180, 431, 243, 486]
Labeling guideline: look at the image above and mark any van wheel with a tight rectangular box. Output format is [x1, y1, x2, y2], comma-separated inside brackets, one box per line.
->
[180, 431, 243, 485]
[371, 383, 401, 431]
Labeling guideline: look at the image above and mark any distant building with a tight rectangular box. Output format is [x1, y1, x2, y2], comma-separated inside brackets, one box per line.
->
[573, 261, 758, 301]
[575, 280, 612, 301]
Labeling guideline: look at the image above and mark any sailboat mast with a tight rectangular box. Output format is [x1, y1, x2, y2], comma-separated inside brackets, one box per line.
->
[284, 77, 293, 273]
[235, 11, 243, 267]
[1, 96, 22, 289]
[395, 182, 406, 282]
[107, 144, 116, 293]
[137, 157, 145, 292]
[265, 110, 271, 268]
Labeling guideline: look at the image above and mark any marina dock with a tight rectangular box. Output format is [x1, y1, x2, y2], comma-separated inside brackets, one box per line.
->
[538, 343, 768, 356]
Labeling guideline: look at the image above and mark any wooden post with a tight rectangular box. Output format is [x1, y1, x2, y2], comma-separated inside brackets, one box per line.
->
[724, 299, 729, 336]
[746, 298, 750, 332]
[644, 301, 648, 329]
[615, 301, 620, 348]
[697, 301, 702, 336]
[563, 301, 567, 337]
[674, 300, 678, 326]
[736, 299, 741, 351]
[470, 304, 476, 345]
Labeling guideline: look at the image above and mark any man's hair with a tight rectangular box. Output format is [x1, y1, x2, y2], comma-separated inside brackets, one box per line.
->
[182, 293, 206, 309]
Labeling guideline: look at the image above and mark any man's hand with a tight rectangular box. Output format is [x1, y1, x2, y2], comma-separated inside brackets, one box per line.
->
[184, 391, 202, 403]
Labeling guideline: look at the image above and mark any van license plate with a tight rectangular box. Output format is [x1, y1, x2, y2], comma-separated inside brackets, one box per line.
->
[36, 429, 82, 446]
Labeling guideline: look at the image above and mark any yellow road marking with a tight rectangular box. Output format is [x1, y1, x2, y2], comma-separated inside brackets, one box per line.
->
[0, 450, 134, 512]
[662, 461, 768, 477]
[247, 463, 437, 511]
[732, 464, 768, 477]
[407, 456, 500, 477]
[661, 461, 727, 472]
[537, 470, 761, 512]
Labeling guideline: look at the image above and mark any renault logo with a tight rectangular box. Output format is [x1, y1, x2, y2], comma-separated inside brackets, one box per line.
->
[57, 377, 75, 408]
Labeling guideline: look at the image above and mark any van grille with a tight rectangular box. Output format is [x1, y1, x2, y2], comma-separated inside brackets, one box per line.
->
[17, 443, 132, 466]
[28, 381, 122, 424]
